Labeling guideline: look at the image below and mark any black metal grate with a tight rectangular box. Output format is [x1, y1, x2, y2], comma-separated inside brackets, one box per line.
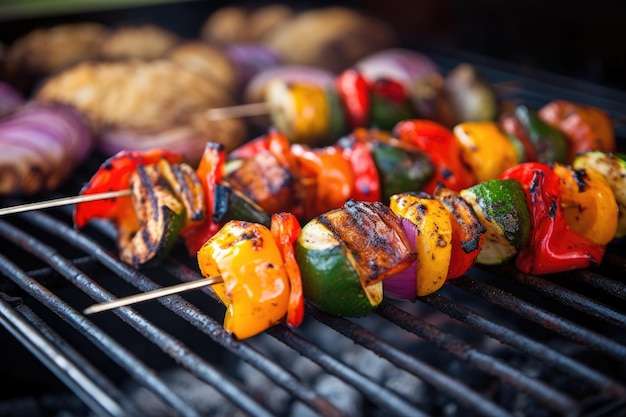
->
[1, 53, 626, 417]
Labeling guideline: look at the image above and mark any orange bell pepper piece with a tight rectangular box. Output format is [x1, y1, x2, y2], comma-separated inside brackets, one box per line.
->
[197, 220, 290, 340]
[292, 144, 355, 220]
[553, 163, 618, 245]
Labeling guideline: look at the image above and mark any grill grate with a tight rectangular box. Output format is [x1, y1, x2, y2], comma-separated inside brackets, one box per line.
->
[1, 52, 626, 417]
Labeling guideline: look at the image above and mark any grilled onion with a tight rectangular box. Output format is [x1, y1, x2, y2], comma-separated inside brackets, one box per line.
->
[0, 102, 94, 195]
[0, 81, 24, 118]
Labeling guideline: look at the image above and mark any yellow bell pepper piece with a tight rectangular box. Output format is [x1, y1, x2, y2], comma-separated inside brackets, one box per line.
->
[390, 194, 452, 296]
[454, 121, 519, 183]
[267, 81, 331, 146]
[197, 220, 290, 339]
[553, 163, 618, 246]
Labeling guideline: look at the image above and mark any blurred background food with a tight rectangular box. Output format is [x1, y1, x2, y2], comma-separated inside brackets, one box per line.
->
[1, 0, 624, 90]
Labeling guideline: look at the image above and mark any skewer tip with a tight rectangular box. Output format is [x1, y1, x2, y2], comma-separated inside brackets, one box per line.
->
[82, 276, 222, 315]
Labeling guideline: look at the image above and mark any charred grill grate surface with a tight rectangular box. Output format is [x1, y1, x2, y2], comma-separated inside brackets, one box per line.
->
[1, 56, 626, 417]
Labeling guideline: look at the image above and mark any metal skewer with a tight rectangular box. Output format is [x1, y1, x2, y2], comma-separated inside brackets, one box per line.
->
[83, 276, 223, 315]
[0, 189, 132, 217]
[205, 101, 273, 120]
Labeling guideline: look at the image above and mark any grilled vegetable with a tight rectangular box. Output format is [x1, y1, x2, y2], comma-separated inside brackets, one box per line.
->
[225, 146, 298, 214]
[74, 149, 182, 231]
[335, 136, 381, 203]
[460, 179, 531, 265]
[198, 220, 291, 339]
[212, 184, 271, 229]
[292, 143, 354, 220]
[267, 80, 346, 146]
[454, 121, 520, 183]
[0, 81, 24, 118]
[181, 143, 226, 256]
[1, 102, 94, 196]
[295, 200, 415, 316]
[553, 163, 618, 245]
[394, 119, 476, 193]
[120, 162, 185, 267]
[74, 149, 206, 266]
[351, 49, 439, 128]
[270, 212, 305, 327]
[243, 64, 335, 107]
[434, 187, 486, 279]
[572, 151, 626, 238]
[387, 193, 452, 297]
[538, 100, 615, 163]
[356, 128, 434, 202]
[336, 69, 370, 129]
[500, 104, 568, 164]
[443, 63, 498, 125]
[500, 162, 605, 275]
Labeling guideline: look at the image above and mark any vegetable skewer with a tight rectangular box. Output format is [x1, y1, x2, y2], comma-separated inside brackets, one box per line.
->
[80, 152, 623, 340]
[2, 137, 622, 339]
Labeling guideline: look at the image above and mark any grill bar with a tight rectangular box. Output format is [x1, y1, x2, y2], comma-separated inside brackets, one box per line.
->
[452, 276, 626, 360]
[605, 253, 626, 271]
[10, 211, 348, 417]
[309, 306, 517, 417]
[421, 292, 626, 397]
[573, 270, 626, 301]
[268, 321, 428, 417]
[0, 294, 136, 417]
[376, 301, 580, 415]
[500, 265, 626, 328]
[0, 26, 625, 417]
[0, 249, 204, 417]
[0, 217, 275, 417]
[1, 189, 625, 417]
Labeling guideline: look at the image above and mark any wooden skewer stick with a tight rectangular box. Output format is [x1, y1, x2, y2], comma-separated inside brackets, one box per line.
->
[0, 189, 132, 217]
[205, 101, 273, 120]
[83, 276, 223, 315]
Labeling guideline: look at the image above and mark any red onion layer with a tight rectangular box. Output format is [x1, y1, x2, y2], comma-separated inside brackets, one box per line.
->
[382, 216, 418, 300]
[0, 101, 94, 195]
[0, 81, 25, 118]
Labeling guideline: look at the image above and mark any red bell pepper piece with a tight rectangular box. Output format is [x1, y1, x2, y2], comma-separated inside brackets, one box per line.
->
[393, 119, 476, 193]
[270, 212, 304, 328]
[180, 142, 226, 256]
[73, 149, 182, 230]
[370, 78, 407, 103]
[336, 69, 370, 129]
[499, 162, 605, 275]
[228, 135, 271, 161]
[336, 138, 381, 203]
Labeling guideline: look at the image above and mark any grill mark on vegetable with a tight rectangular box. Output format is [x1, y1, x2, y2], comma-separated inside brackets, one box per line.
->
[171, 163, 204, 221]
[435, 188, 486, 254]
[529, 170, 542, 205]
[572, 168, 590, 192]
[320, 200, 414, 285]
[239, 229, 264, 249]
[136, 165, 160, 222]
